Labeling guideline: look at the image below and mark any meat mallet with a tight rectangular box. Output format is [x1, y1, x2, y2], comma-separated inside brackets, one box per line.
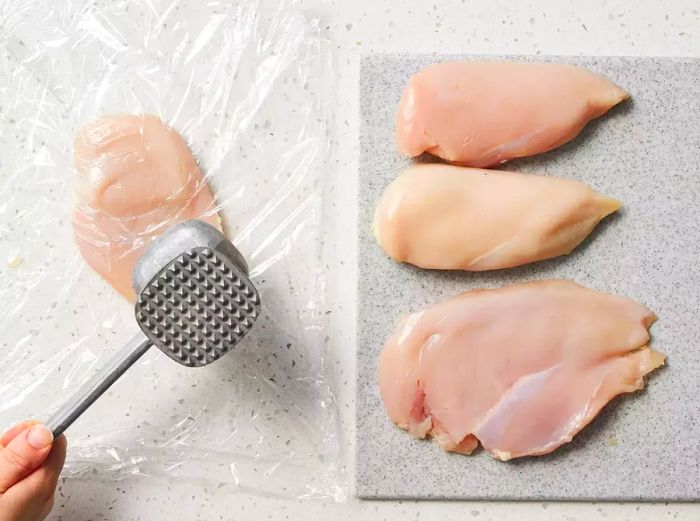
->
[45, 220, 260, 436]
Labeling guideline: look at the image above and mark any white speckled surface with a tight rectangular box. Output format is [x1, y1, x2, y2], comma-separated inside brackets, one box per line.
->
[357, 54, 700, 500]
[4, 0, 698, 519]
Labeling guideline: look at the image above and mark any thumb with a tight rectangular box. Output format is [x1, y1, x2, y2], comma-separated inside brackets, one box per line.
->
[0, 424, 54, 494]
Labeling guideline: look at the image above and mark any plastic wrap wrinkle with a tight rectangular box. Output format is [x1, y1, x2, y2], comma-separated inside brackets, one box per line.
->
[0, 0, 343, 499]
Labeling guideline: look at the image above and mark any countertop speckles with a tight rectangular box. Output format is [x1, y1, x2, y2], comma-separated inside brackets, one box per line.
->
[3, 0, 699, 519]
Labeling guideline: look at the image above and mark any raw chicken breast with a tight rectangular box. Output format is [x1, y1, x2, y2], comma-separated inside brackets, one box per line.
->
[396, 61, 629, 167]
[373, 164, 620, 271]
[378, 280, 665, 460]
[73, 114, 221, 301]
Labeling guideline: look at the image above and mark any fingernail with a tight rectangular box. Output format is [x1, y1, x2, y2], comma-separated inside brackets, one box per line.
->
[27, 424, 53, 449]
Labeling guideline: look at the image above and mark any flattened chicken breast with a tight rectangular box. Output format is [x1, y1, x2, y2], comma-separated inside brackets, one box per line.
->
[378, 280, 664, 460]
[73, 114, 221, 300]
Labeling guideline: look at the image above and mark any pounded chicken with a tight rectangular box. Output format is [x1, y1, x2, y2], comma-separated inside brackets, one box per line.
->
[73, 114, 221, 301]
[378, 280, 664, 460]
[373, 164, 620, 271]
[396, 61, 629, 167]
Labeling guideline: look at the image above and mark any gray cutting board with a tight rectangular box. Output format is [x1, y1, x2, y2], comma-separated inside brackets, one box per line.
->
[356, 55, 700, 501]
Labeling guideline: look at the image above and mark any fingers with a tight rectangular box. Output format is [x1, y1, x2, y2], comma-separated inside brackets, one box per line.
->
[0, 436, 67, 521]
[16, 435, 66, 505]
[26, 435, 66, 491]
[36, 434, 67, 491]
[0, 424, 54, 494]
[0, 420, 40, 449]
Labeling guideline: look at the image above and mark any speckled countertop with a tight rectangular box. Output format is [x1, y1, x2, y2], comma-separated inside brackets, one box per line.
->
[23, 0, 700, 519]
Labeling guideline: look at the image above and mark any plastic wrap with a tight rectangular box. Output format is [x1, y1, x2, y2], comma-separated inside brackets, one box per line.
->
[0, 0, 343, 499]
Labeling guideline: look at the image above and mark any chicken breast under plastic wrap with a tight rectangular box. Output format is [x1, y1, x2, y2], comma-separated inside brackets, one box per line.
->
[73, 114, 221, 301]
[378, 280, 664, 460]
[373, 164, 620, 271]
[396, 61, 629, 167]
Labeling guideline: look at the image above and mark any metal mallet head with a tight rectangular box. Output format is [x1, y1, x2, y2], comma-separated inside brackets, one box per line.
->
[45, 220, 260, 436]
[133, 220, 260, 367]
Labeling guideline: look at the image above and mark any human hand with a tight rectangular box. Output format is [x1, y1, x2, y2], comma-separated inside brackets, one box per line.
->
[0, 421, 66, 521]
